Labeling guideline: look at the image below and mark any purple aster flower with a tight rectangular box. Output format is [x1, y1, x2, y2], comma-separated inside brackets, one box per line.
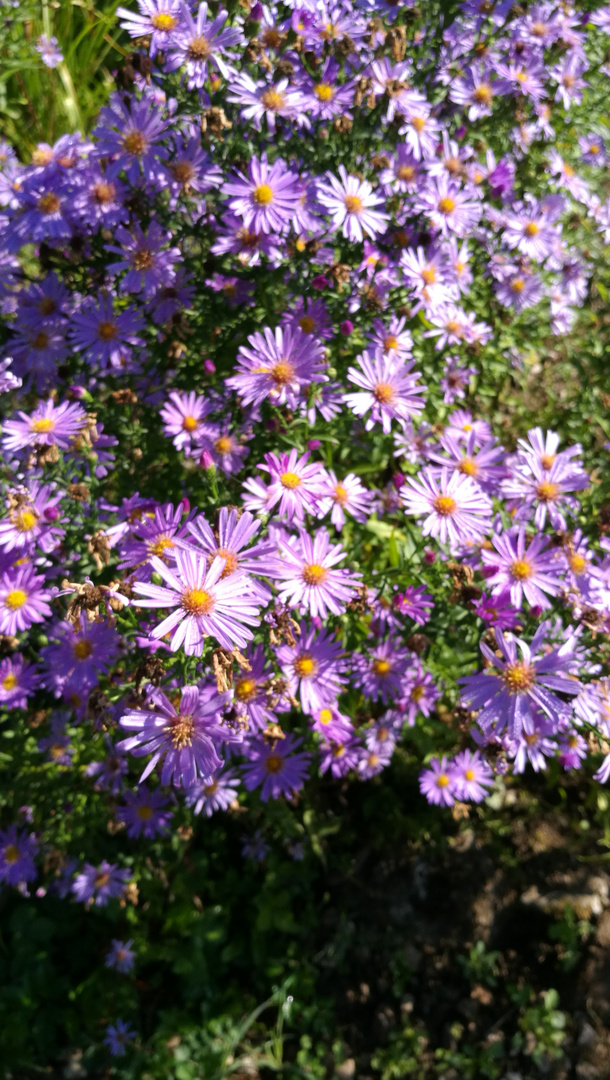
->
[185, 768, 240, 815]
[379, 145, 425, 196]
[8, 184, 74, 247]
[93, 94, 168, 184]
[283, 298, 333, 342]
[301, 57, 354, 120]
[0, 482, 64, 554]
[449, 64, 497, 119]
[401, 664, 440, 725]
[182, 507, 276, 602]
[241, 829, 269, 861]
[364, 717, 398, 755]
[357, 745, 394, 778]
[103, 1019, 136, 1057]
[223, 154, 301, 234]
[118, 684, 229, 787]
[449, 749, 493, 802]
[316, 166, 388, 242]
[445, 409, 492, 447]
[105, 939, 136, 975]
[273, 527, 360, 619]
[133, 549, 263, 655]
[311, 704, 353, 741]
[116, 787, 173, 838]
[242, 733, 309, 801]
[459, 623, 581, 742]
[37, 714, 74, 766]
[427, 431, 506, 495]
[230, 646, 277, 731]
[228, 73, 305, 132]
[344, 351, 424, 434]
[0, 564, 52, 636]
[106, 222, 181, 300]
[275, 622, 347, 714]
[440, 357, 478, 405]
[71, 861, 131, 906]
[227, 325, 326, 409]
[351, 639, 412, 703]
[424, 304, 492, 350]
[116, 0, 183, 57]
[400, 246, 451, 309]
[86, 736, 129, 795]
[36, 34, 63, 68]
[0, 358, 21, 394]
[401, 467, 492, 549]
[393, 585, 434, 625]
[0, 653, 39, 709]
[160, 390, 217, 456]
[70, 295, 145, 370]
[0, 826, 38, 886]
[40, 614, 120, 697]
[508, 715, 557, 774]
[9, 323, 68, 391]
[419, 757, 457, 807]
[256, 449, 324, 524]
[481, 527, 563, 610]
[316, 470, 374, 531]
[72, 168, 129, 228]
[414, 176, 481, 237]
[198, 427, 249, 475]
[118, 502, 191, 580]
[472, 591, 520, 630]
[501, 456, 589, 531]
[558, 731, 587, 771]
[2, 398, 86, 454]
[550, 52, 588, 108]
[319, 734, 362, 778]
[165, 1, 242, 89]
[494, 270, 544, 312]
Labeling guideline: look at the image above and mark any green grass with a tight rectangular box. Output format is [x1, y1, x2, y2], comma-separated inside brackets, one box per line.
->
[0, 0, 128, 160]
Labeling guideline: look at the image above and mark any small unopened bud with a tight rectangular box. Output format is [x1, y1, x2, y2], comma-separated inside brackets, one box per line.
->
[307, 439, 322, 450]
[423, 549, 436, 565]
[180, 497, 190, 516]
[44, 506, 60, 522]
[200, 449, 215, 472]
[392, 472, 404, 490]
[249, 1, 263, 19]
[340, 319, 354, 335]
[203, 358, 215, 374]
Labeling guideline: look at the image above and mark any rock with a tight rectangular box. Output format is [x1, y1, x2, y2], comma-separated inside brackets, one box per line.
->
[335, 1059, 356, 1079]
[521, 873, 610, 919]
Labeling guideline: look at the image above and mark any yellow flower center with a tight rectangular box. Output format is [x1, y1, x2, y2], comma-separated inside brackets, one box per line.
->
[188, 35, 211, 58]
[182, 415, 199, 432]
[445, 320, 463, 336]
[2, 674, 18, 691]
[540, 454, 555, 470]
[372, 659, 391, 676]
[5, 590, 27, 610]
[122, 131, 147, 155]
[464, 768, 475, 781]
[536, 481, 560, 502]
[344, 194, 363, 213]
[398, 165, 416, 180]
[421, 267, 436, 285]
[334, 484, 348, 505]
[216, 548, 239, 578]
[411, 684, 424, 701]
[151, 12, 177, 30]
[182, 588, 215, 615]
[295, 654, 317, 677]
[271, 361, 295, 385]
[510, 278, 525, 293]
[15, 509, 38, 532]
[30, 418, 55, 433]
[433, 495, 457, 516]
[458, 458, 478, 477]
[4, 844, 19, 864]
[569, 554, 586, 574]
[167, 713, 195, 749]
[510, 559, 532, 581]
[149, 537, 175, 556]
[74, 640, 93, 660]
[93, 182, 116, 204]
[215, 436, 233, 454]
[411, 116, 426, 132]
[319, 708, 333, 725]
[261, 88, 286, 110]
[502, 662, 535, 693]
[436, 774, 450, 788]
[204, 781, 217, 795]
[373, 382, 395, 404]
[137, 805, 153, 820]
[384, 335, 399, 351]
[298, 316, 316, 334]
[265, 754, 283, 773]
[38, 194, 61, 214]
[473, 84, 492, 103]
[314, 82, 334, 102]
[280, 471, 301, 489]
[235, 677, 257, 701]
[302, 564, 328, 586]
[525, 222, 539, 237]
[253, 183, 273, 205]
[438, 197, 456, 215]
[171, 161, 195, 185]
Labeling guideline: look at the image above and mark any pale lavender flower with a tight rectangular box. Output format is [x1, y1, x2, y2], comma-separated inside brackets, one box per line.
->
[116, 0, 183, 57]
[36, 34, 63, 68]
[185, 768, 240, 815]
[0, 565, 52, 635]
[275, 621, 348, 714]
[316, 166, 388, 242]
[273, 527, 360, 619]
[257, 449, 324, 523]
[344, 352, 424, 433]
[72, 861, 131, 906]
[2, 399, 86, 453]
[449, 749, 493, 802]
[316, 471, 373, 531]
[481, 527, 563, 610]
[419, 757, 457, 807]
[165, 1, 242, 89]
[105, 939, 135, 974]
[227, 325, 326, 408]
[116, 787, 173, 838]
[241, 734, 310, 801]
[223, 155, 301, 234]
[401, 467, 492, 549]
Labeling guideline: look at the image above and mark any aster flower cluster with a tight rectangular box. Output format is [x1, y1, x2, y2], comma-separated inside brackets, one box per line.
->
[2, 5, 610, 1030]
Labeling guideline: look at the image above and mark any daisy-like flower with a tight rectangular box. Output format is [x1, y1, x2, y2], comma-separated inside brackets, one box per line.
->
[0, 482, 64, 553]
[223, 154, 301, 234]
[481, 527, 563, 610]
[273, 527, 361, 619]
[2, 399, 86, 453]
[501, 456, 589, 531]
[316, 166, 389, 242]
[0, 653, 39, 709]
[419, 756, 457, 807]
[227, 73, 304, 132]
[105, 939, 136, 975]
[400, 246, 451, 308]
[231, 646, 276, 731]
[311, 704, 353, 741]
[427, 430, 506, 495]
[401, 467, 492, 549]
[366, 316, 414, 362]
[0, 565, 52, 635]
[344, 351, 424, 434]
[449, 749, 494, 802]
[275, 622, 348, 714]
[227, 325, 326, 408]
[459, 623, 581, 742]
[183, 507, 277, 601]
[72, 861, 131, 906]
[401, 664, 440, 725]
[0, 826, 38, 886]
[450, 64, 496, 119]
[104, 1019, 136, 1058]
[316, 470, 374, 531]
[351, 639, 412, 703]
[106, 222, 181, 301]
[116, 0, 183, 57]
[133, 549, 262, 655]
[257, 449, 324, 523]
[393, 585, 434, 625]
[165, 1, 242, 90]
[69, 295, 145, 370]
[160, 391, 217, 455]
[185, 768, 240, 816]
[36, 34, 63, 68]
[241, 733, 310, 801]
[93, 94, 168, 184]
[116, 787, 173, 839]
[414, 175, 481, 236]
[118, 684, 230, 787]
[118, 502, 191, 580]
[319, 734, 362, 778]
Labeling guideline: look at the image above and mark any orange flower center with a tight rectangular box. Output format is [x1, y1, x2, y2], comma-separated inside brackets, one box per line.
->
[74, 640, 93, 660]
[235, 677, 257, 701]
[167, 713, 195, 749]
[536, 481, 560, 502]
[216, 548, 239, 577]
[98, 320, 118, 341]
[265, 754, 283, 773]
[271, 361, 295, 385]
[511, 559, 532, 581]
[182, 588, 215, 615]
[502, 662, 535, 693]
[344, 194, 363, 213]
[295, 654, 317, 677]
[372, 659, 391, 676]
[314, 83, 334, 102]
[122, 131, 147, 155]
[93, 182, 116, 204]
[302, 564, 328, 586]
[373, 382, 395, 404]
[280, 471, 301, 489]
[298, 315, 316, 334]
[473, 84, 492, 103]
[433, 495, 457, 516]
[261, 88, 286, 110]
[188, 35, 211, 58]
[182, 415, 199, 432]
[38, 194, 61, 214]
[458, 458, 478, 477]
[215, 436, 233, 454]
[137, 805, 153, 820]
